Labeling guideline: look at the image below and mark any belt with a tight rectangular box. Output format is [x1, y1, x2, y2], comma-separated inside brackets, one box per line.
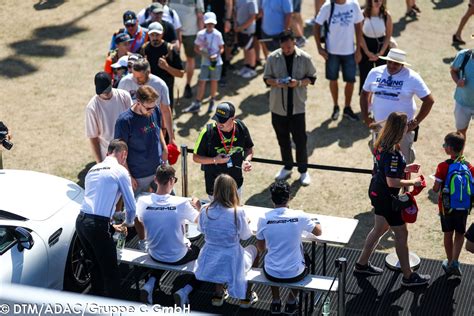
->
[78, 212, 110, 223]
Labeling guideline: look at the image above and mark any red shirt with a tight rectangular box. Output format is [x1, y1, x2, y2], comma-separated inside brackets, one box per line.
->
[434, 159, 474, 211]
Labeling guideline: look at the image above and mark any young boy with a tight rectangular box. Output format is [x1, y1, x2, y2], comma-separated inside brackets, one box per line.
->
[182, 12, 224, 114]
[433, 132, 474, 276]
[234, 0, 258, 78]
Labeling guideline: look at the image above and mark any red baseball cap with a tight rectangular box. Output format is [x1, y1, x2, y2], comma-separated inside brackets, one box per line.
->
[167, 143, 180, 165]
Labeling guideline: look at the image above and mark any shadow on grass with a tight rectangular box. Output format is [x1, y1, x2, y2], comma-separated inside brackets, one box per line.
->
[392, 15, 419, 38]
[349, 209, 395, 250]
[0, 0, 114, 78]
[34, 0, 66, 10]
[431, 0, 464, 10]
[245, 179, 303, 207]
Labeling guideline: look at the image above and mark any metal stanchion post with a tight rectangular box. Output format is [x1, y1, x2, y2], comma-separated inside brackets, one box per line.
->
[180, 145, 188, 197]
[336, 257, 347, 316]
[0, 151, 3, 169]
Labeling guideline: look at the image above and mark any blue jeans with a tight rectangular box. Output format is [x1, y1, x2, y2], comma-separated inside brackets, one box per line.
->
[326, 53, 356, 82]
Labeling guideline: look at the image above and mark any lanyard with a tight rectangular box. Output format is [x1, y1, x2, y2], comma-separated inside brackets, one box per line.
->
[216, 122, 236, 154]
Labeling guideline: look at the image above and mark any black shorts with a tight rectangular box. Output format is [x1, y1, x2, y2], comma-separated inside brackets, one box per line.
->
[440, 211, 468, 234]
[370, 193, 405, 227]
[255, 18, 262, 39]
[237, 33, 254, 50]
[151, 244, 200, 265]
[263, 253, 310, 283]
[466, 223, 474, 242]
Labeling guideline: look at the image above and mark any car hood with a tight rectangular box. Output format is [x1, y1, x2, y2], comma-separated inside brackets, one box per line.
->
[0, 169, 83, 221]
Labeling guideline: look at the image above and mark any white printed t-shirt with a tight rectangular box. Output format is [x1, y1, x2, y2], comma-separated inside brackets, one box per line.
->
[256, 207, 318, 279]
[118, 73, 170, 106]
[315, 0, 363, 55]
[85, 88, 132, 161]
[136, 194, 199, 263]
[363, 65, 431, 122]
[194, 28, 224, 66]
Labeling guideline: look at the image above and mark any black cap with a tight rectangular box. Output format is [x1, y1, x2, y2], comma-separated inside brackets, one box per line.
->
[94, 72, 112, 95]
[115, 32, 132, 45]
[212, 102, 235, 123]
[123, 10, 137, 25]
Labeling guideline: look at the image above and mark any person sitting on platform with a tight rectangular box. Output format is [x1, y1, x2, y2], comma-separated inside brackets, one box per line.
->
[136, 165, 201, 306]
[256, 181, 322, 315]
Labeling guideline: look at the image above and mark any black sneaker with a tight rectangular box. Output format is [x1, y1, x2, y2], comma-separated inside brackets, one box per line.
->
[331, 105, 340, 121]
[354, 262, 383, 275]
[401, 272, 430, 287]
[184, 84, 193, 99]
[270, 301, 281, 315]
[343, 107, 359, 121]
[283, 301, 298, 315]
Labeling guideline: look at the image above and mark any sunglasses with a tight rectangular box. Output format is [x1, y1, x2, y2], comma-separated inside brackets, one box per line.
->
[442, 143, 448, 148]
[125, 24, 135, 28]
[171, 176, 178, 183]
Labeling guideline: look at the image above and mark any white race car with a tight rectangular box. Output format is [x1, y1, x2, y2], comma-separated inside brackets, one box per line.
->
[0, 169, 91, 291]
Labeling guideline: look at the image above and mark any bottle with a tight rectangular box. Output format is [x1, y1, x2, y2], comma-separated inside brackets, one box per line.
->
[322, 296, 331, 316]
[442, 187, 451, 212]
[116, 232, 126, 262]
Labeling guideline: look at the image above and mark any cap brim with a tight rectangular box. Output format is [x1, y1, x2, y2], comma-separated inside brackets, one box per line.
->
[148, 30, 163, 35]
[204, 19, 217, 25]
[124, 19, 136, 25]
[378, 56, 411, 66]
[96, 85, 112, 95]
[211, 114, 228, 123]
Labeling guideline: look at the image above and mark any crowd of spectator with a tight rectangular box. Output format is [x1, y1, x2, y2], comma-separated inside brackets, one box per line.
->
[79, 0, 474, 313]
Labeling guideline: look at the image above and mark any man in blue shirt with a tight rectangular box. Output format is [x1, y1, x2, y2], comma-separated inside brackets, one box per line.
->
[450, 49, 474, 138]
[260, 0, 293, 52]
[110, 10, 149, 54]
[114, 85, 168, 194]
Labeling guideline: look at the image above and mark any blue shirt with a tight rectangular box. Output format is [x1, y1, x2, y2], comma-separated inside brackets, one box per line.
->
[114, 108, 163, 178]
[261, 0, 293, 36]
[452, 49, 474, 108]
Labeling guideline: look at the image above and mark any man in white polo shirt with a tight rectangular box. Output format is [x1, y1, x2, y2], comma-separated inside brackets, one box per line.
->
[136, 165, 201, 306]
[75, 139, 136, 298]
[256, 181, 322, 315]
[360, 48, 435, 163]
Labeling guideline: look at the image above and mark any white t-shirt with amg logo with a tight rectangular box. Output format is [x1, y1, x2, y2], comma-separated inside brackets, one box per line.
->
[137, 193, 199, 263]
[256, 207, 318, 279]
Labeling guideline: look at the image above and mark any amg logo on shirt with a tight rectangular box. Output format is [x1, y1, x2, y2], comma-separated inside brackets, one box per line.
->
[146, 206, 177, 211]
[267, 218, 298, 224]
[89, 166, 111, 173]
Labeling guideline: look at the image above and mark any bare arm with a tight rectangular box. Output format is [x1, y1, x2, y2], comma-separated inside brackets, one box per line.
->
[360, 90, 375, 127]
[192, 153, 230, 165]
[225, 0, 233, 33]
[408, 93, 435, 131]
[313, 23, 328, 60]
[432, 181, 441, 193]
[160, 102, 176, 144]
[256, 239, 266, 253]
[284, 12, 292, 30]
[89, 137, 102, 163]
[158, 57, 185, 78]
[235, 15, 256, 32]
[386, 176, 423, 188]
[380, 13, 393, 56]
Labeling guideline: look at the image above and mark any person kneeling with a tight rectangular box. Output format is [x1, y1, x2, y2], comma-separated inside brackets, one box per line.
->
[256, 181, 322, 315]
[136, 165, 201, 306]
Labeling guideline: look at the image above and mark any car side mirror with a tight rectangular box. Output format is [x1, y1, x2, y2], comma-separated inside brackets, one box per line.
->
[14, 227, 34, 251]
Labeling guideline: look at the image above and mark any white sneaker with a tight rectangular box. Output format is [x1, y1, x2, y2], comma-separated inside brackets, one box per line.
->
[173, 288, 189, 308]
[299, 172, 311, 186]
[275, 168, 292, 180]
[138, 239, 148, 252]
[242, 69, 257, 79]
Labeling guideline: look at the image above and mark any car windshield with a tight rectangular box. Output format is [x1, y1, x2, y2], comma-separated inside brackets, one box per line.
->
[0, 227, 16, 255]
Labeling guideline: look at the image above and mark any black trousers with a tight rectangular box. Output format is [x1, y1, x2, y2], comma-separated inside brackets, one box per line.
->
[75, 212, 122, 298]
[271, 112, 308, 173]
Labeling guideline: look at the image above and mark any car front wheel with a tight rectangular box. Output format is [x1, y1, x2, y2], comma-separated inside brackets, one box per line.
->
[63, 233, 92, 292]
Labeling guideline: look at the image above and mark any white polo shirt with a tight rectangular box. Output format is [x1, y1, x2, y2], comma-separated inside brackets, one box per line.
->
[81, 156, 136, 225]
[256, 207, 318, 279]
[137, 194, 198, 263]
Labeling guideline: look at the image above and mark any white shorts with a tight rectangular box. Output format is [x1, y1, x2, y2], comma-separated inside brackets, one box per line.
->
[454, 101, 474, 130]
[399, 130, 415, 164]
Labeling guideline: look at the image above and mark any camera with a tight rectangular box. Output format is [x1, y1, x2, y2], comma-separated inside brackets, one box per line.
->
[0, 121, 13, 150]
[277, 76, 292, 85]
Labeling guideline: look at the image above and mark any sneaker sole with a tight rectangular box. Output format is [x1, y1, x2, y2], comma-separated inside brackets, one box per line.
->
[401, 279, 429, 287]
[353, 268, 383, 276]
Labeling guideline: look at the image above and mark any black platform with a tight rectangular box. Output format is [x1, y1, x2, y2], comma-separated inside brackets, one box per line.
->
[119, 236, 474, 316]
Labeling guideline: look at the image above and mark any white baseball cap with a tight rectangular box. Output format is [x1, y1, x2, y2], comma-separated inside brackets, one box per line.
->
[111, 55, 129, 69]
[203, 12, 217, 25]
